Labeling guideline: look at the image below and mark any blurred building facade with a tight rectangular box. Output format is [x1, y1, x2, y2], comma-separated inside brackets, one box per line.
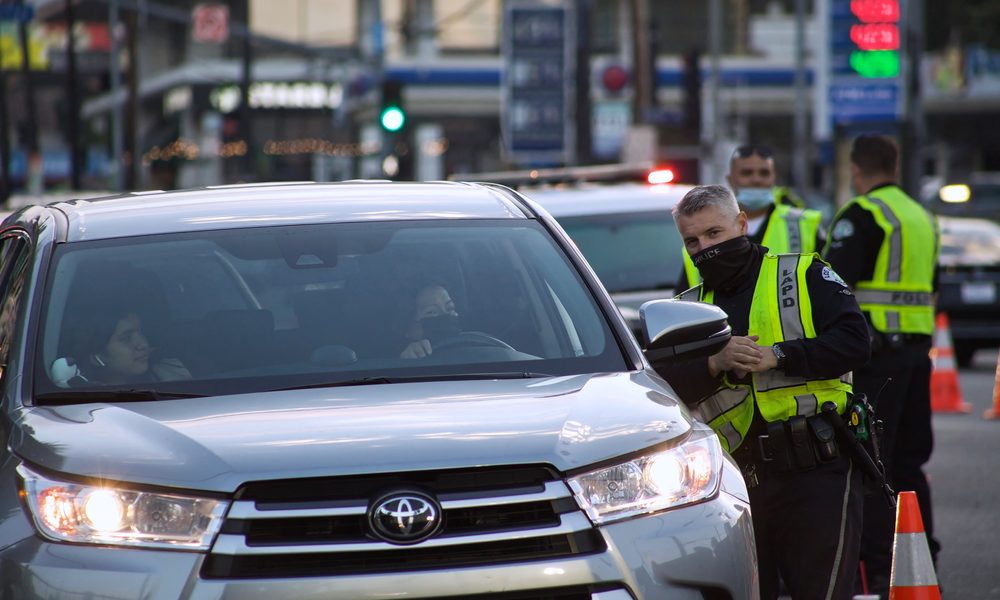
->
[3, 0, 999, 196]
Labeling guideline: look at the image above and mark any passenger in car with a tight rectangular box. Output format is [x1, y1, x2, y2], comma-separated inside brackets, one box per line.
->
[54, 299, 191, 387]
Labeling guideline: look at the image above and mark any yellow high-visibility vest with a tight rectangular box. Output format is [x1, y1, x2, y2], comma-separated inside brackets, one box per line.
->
[681, 204, 823, 290]
[773, 185, 805, 208]
[827, 186, 938, 335]
[675, 253, 852, 452]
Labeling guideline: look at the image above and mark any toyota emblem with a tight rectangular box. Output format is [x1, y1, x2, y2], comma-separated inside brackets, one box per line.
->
[368, 491, 442, 544]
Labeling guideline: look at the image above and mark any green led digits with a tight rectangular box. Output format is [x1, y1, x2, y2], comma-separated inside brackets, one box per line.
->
[850, 50, 899, 78]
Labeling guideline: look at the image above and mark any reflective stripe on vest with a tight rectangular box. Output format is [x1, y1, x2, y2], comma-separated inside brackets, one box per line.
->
[701, 387, 754, 453]
[840, 188, 938, 335]
[760, 205, 822, 255]
[783, 208, 803, 252]
[696, 253, 852, 451]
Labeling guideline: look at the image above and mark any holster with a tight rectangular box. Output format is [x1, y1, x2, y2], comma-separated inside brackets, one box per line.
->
[758, 414, 840, 473]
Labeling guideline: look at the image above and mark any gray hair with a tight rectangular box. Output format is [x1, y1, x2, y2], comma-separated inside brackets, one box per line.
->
[673, 184, 740, 219]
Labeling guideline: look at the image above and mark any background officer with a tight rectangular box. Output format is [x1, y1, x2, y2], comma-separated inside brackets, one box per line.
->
[677, 144, 824, 291]
[822, 134, 941, 599]
[656, 184, 870, 600]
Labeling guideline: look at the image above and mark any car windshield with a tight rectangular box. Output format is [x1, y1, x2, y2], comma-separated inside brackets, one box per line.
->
[557, 211, 682, 293]
[34, 219, 626, 401]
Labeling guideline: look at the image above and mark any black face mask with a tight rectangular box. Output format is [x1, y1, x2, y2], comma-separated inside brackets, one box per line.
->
[691, 235, 754, 290]
[420, 314, 462, 344]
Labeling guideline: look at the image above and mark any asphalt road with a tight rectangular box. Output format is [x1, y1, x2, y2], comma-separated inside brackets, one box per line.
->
[925, 348, 1000, 599]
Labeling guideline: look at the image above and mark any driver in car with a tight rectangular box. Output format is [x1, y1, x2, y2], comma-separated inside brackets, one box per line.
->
[400, 283, 462, 359]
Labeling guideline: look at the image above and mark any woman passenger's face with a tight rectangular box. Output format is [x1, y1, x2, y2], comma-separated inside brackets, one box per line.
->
[102, 313, 150, 381]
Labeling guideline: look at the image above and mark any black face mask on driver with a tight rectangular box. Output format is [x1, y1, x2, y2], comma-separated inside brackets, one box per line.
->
[691, 235, 754, 290]
[419, 314, 462, 344]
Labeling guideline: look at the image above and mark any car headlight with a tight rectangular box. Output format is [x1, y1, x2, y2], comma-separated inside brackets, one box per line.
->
[567, 428, 723, 524]
[17, 465, 229, 550]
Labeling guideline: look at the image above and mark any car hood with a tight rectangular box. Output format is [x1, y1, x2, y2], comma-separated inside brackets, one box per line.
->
[13, 372, 689, 493]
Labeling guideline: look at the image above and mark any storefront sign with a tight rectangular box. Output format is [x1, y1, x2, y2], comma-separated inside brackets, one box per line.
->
[209, 81, 345, 113]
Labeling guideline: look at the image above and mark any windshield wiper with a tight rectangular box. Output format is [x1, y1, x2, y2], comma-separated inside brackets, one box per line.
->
[276, 372, 553, 392]
[35, 389, 207, 405]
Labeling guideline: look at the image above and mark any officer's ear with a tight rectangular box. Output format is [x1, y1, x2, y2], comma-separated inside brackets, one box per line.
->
[736, 211, 748, 235]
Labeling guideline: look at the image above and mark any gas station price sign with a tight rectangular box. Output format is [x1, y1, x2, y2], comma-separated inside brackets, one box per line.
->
[832, 0, 902, 78]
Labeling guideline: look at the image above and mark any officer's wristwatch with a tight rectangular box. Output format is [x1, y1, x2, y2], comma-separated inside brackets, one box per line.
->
[771, 344, 787, 369]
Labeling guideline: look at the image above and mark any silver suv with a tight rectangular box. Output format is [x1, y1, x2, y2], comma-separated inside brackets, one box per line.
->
[0, 182, 756, 599]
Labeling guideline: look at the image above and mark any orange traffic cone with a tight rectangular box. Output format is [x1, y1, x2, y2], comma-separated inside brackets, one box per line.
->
[985, 351, 1000, 420]
[929, 313, 972, 413]
[888, 491, 941, 600]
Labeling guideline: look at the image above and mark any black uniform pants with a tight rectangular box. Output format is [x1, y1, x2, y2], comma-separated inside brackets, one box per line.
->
[854, 341, 939, 598]
[742, 451, 863, 600]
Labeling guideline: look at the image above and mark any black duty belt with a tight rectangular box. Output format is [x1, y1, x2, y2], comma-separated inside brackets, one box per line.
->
[734, 413, 841, 488]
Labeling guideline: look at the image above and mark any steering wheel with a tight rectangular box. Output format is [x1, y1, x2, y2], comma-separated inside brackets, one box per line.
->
[432, 331, 516, 352]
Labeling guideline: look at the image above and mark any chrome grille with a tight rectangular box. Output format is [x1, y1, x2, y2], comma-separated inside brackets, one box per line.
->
[202, 466, 604, 579]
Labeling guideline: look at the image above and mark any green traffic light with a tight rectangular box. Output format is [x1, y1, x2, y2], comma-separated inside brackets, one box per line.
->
[380, 106, 406, 132]
[850, 50, 899, 78]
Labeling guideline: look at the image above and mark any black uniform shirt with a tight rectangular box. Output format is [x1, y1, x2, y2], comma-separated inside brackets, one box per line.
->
[658, 243, 871, 410]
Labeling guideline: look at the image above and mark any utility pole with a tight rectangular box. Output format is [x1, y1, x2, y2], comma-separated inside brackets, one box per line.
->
[239, 20, 253, 180]
[109, 0, 124, 191]
[701, 0, 722, 184]
[18, 0, 42, 195]
[575, 0, 592, 165]
[125, 8, 139, 190]
[906, 0, 926, 194]
[793, 0, 808, 192]
[0, 29, 11, 205]
[630, 0, 652, 124]
[65, 0, 82, 190]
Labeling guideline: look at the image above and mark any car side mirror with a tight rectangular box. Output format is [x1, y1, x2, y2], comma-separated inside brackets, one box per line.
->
[639, 299, 731, 363]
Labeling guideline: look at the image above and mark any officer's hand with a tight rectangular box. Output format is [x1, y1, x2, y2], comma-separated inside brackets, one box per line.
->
[746, 343, 779, 373]
[400, 339, 433, 359]
[707, 336, 763, 378]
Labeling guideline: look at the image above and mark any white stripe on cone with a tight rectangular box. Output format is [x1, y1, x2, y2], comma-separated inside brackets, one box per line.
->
[890, 532, 939, 587]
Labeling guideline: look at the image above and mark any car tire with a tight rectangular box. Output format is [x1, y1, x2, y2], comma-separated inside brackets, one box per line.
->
[955, 344, 976, 369]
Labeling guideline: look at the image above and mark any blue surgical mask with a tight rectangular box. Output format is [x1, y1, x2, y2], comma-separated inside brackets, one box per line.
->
[735, 187, 774, 212]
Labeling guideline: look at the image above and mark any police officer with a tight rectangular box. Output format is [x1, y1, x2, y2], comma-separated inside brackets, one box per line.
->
[822, 134, 940, 599]
[677, 144, 825, 290]
[656, 184, 871, 600]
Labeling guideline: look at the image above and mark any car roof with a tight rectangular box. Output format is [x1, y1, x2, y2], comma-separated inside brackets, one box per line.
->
[520, 183, 692, 218]
[35, 181, 532, 242]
